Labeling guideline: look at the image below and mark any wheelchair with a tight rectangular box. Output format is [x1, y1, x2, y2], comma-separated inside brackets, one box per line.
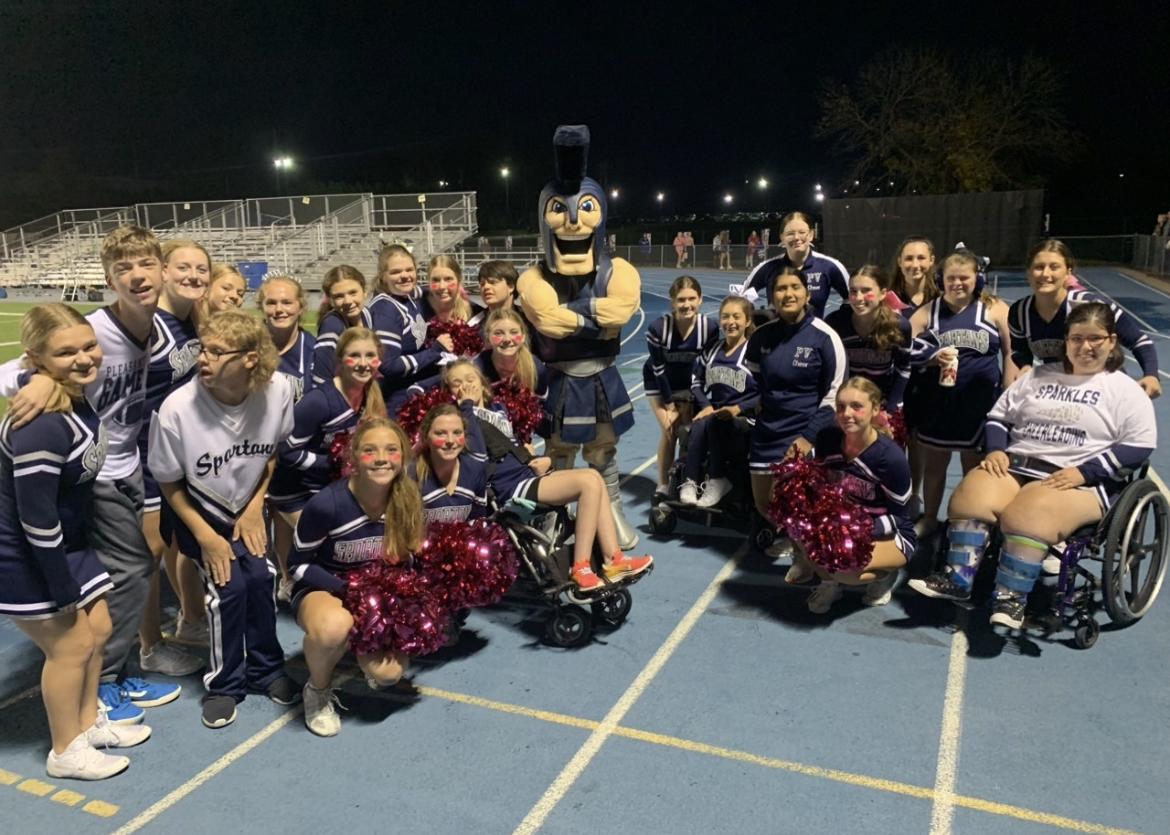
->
[977, 465, 1169, 649]
[648, 415, 765, 543]
[491, 497, 651, 649]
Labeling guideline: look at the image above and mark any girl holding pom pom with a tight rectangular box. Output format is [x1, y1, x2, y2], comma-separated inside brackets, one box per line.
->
[289, 418, 423, 737]
[791, 377, 917, 613]
[270, 327, 386, 602]
[441, 359, 653, 593]
[426, 255, 481, 324]
[474, 309, 549, 446]
[413, 403, 488, 527]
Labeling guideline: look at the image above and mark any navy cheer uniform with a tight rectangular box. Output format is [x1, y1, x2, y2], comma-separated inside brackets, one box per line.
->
[744, 313, 847, 472]
[823, 308, 912, 409]
[685, 340, 759, 484]
[269, 384, 359, 513]
[415, 455, 488, 526]
[0, 403, 112, 618]
[744, 251, 850, 319]
[641, 314, 719, 401]
[312, 308, 374, 388]
[1008, 290, 1157, 377]
[463, 401, 542, 505]
[375, 293, 447, 416]
[139, 309, 200, 511]
[275, 328, 316, 402]
[910, 299, 1002, 450]
[287, 479, 393, 616]
[813, 426, 917, 559]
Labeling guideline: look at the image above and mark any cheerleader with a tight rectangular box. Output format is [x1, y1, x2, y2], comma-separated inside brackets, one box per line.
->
[681, 295, 759, 507]
[824, 265, 912, 410]
[792, 377, 917, 613]
[270, 327, 385, 602]
[0, 304, 149, 780]
[744, 211, 850, 318]
[413, 403, 488, 526]
[289, 418, 422, 737]
[426, 254, 482, 324]
[197, 263, 246, 320]
[889, 236, 938, 310]
[745, 267, 847, 544]
[149, 310, 298, 730]
[474, 308, 550, 443]
[441, 360, 652, 592]
[136, 239, 210, 678]
[1006, 239, 1159, 397]
[908, 248, 1014, 537]
[468, 260, 519, 329]
[371, 245, 454, 415]
[312, 265, 373, 386]
[643, 276, 719, 496]
[258, 274, 316, 402]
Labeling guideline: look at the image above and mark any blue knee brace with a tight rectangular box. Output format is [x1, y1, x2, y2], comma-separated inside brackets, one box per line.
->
[995, 549, 1043, 595]
[945, 522, 991, 589]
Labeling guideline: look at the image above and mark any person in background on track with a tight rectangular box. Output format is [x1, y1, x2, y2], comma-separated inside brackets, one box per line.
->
[744, 211, 849, 319]
[643, 276, 719, 498]
[1005, 239, 1160, 398]
[681, 294, 759, 508]
[908, 303, 1157, 631]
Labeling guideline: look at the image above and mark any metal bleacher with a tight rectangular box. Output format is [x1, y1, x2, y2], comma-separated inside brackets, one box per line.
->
[0, 191, 479, 297]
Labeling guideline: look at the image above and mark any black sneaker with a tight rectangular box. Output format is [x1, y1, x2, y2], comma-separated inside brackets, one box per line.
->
[249, 675, 302, 706]
[201, 694, 237, 729]
[907, 571, 971, 602]
[990, 595, 1027, 630]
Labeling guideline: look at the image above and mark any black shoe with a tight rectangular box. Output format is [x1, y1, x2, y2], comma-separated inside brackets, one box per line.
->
[201, 694, 238, 729]
[907, 571, 971, 602]
[990, 594, 1026, 630]
[249, 674, 302, 706]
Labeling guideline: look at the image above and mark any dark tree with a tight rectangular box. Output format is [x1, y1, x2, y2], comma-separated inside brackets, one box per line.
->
[815, 48, 1083, 195]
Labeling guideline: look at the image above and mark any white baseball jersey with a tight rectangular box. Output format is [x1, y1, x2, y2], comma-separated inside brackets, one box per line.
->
[148, 375, 294, 529]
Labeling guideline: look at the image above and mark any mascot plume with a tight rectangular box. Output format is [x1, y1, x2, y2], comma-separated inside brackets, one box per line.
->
[517, 125, 641, 548]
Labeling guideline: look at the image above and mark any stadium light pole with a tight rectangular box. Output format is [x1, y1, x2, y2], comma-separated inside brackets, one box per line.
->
[273, 156, 293, 196]
[501, 167, 511, 227]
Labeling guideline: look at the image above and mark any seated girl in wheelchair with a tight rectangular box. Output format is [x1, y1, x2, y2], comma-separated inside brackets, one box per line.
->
[644, 276, 720, 497]
[413, 403, 488, 526]
[680, 295, 759, 508]
[440, 359, 653, 592]
[908, 302, 1157, 630]
[788, 377, 917, 614]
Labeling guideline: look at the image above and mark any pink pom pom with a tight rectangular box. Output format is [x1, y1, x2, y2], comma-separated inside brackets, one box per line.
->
[416, 519, 519, 609]
[886, 408, 909, 450]
[342, 560, 451, 657]
[491, 381, 544, 444]
[396, 386, 456, 443]
[767, 457, 874, 574]
[426, 317, 486, 357]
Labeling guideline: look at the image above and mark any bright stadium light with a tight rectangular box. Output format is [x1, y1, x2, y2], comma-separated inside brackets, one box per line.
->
[273, 157, 293, 169]
[758, 178, 768, 189]
[815, 183, 822, 191]
[656, 192, 664, 202]
[723, 194, 733, 204]
[439, 180, 449, 187]
[611, 189, 619, 199]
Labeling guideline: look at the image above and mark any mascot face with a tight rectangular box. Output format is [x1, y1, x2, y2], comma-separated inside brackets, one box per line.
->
[540, 177, 607, 275]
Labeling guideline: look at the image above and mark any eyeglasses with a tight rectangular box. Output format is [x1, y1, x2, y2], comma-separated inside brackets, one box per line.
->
[1065, 335, 1109, 348]
[197, 344, 247, 360]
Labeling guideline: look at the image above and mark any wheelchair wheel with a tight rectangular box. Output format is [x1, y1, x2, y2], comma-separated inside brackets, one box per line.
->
[649, 505, 677, 535]
[545, 605, 592, 648]
[753, 525, 775, 551]
[591, 588, 632, 626]
[1074, 618, 1100, 650]
[1102, 480, 1170, 626]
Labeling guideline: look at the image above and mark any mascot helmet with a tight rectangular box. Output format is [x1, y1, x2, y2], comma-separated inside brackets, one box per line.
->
[538, 125, 608, 276]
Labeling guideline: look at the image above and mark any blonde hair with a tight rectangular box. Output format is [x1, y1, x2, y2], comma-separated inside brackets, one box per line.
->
[427, 254, 471, 321]
[318, 265, 367, 327]
[413, 403, 466, 487]
[17, 303, 95, 414]
[199, 309, 278, 391]
[334, 327, 387, 420]
[837, 376, 891, 437]
[940, 251, 998, 305]
[100, 224, 161, 277]
[256, 275, 308, 326]
[376, 244, 417, 295]
[349, 418, 423, 560]
[484, 308, 537, 390]
[161, 238, 211, 270]
[441, 358, 492, 406]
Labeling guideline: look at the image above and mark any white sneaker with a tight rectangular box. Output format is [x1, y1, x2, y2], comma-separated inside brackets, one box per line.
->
[277, 577, 295, 604]
[46, 734, 129, 780]
[1042, 544, 1065, 575]
[174, 615, 209, 644]
[679, 480, 699, 505]
[695, 477, 732, 508]
[139, 640, 204, 676]
[303, 682, 342, 737]
[87, 709, 152, 749]
[862, 570, 901, 606]
[765, 537, 795, 559]
[807, 581, 843, 614]
[784, 551, 816, 584]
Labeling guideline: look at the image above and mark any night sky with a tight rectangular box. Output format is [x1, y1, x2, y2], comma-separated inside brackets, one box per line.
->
[1, 0, 1167, 233]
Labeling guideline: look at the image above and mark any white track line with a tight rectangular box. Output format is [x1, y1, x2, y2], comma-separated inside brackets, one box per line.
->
[620, 307, 646, 347]
[928, 629, 970, 835]
[1107, 267, 1170, 302]
[107, 707, 302, 835]
[620, 353, 649, 367]
[510, 545, 745, 835]
[619, 454, 659, 487]
[0, 684, 40, 712]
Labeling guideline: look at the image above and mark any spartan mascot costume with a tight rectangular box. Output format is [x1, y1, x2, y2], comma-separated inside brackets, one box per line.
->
[517, 125, 641, 548]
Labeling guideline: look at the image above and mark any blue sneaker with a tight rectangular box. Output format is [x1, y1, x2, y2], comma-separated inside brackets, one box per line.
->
[97, 682, 145, 725]
[120, 677, 181, 708]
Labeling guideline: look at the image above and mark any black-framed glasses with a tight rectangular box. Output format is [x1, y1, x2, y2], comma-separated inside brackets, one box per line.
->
[1065, 335, 1109, 348]
[197, 344, 247, 360]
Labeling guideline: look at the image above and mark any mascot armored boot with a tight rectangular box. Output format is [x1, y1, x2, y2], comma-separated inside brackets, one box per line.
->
[518, 125, 642, 550]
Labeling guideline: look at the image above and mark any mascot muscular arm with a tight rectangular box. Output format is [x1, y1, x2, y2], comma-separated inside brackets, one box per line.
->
[518, 260, 639, 338]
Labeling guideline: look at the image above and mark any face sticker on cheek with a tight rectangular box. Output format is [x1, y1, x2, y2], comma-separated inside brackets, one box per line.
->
[863, 293, 876, 301]
[456, 436, 465, 445]
[491, 334, 505, 345]
[359, 452, 375, 462]
[344, 357, 358, 365]
[512, 334, 524, 344]
[369, 358, 380, 367]
[431, 437, 446, 447]
[388, 451, 402, 462]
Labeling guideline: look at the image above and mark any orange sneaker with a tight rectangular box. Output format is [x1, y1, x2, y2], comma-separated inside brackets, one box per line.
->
[571, 560, 604, 591]
[604, 551, 654, 580]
